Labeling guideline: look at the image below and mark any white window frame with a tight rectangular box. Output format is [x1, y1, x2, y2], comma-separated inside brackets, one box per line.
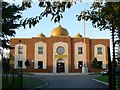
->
[38, 46, 43, 54]
[78, 47, 83, 54]
[97, 47, 102, 54]
[18, 46, 23, 54]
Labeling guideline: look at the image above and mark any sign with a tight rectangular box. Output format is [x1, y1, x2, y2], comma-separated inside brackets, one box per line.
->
[54, 55, 67, 58]
[106, 60, 108, 64]
[10, 60, 14, 65]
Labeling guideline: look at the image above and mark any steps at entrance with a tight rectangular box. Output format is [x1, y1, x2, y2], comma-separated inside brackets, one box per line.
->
[31, 73, 94, 75]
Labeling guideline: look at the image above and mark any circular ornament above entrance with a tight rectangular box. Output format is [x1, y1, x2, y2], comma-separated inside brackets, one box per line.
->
[57, 46, 65, 55]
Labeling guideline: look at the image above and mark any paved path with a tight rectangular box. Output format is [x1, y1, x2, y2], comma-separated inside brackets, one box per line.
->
[34, 74, 108, 89]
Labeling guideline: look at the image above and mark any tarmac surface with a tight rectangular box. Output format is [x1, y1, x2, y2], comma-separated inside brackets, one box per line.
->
[29, 73, 108, 89]
[1, 71, 108, 90]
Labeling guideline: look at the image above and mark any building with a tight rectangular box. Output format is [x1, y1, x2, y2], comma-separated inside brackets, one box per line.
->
[10, 25, 110, 73]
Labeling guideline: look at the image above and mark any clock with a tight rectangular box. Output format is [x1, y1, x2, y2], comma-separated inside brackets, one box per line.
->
[57, 46, 65, 55]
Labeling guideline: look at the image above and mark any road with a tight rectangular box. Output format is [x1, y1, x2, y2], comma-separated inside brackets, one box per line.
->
[33, 74, 108, 89]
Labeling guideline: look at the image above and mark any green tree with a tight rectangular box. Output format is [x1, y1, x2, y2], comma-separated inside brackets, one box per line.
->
[21, 1, 73, 28]
[1, 1, 31, 49]
[1, 1, 74, 49]
[1, 1, 120, 49]
[76, 2, 120, 89]
[2, 1, 120, 89]
[92, 58, 98, 69]
[77, 2, 120, 39]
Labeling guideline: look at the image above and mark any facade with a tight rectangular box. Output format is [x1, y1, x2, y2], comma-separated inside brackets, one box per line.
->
[10, 25, 110, 73]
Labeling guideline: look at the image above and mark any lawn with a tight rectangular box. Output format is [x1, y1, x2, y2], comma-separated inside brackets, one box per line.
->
[94, 75, 120, 89]
[2, 75, 27, 89]
[23, 76, 47, 88]
[94, 75, 108, 83]
[2, 74, 47, 89]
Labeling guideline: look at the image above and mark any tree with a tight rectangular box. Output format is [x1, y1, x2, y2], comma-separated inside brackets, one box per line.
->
[1, 1, 31, 49]
[2, 1, 120, 48]
[25, 60, 30, 67]
[77, 2, 120, 90]
[77, 2, 120, 42]
[1, 1, 33, 75]
[92, 58, 98, 70]
[21, 1, 74, 28]
[2, 1, 120, 89]
[1, 1, 74, 49]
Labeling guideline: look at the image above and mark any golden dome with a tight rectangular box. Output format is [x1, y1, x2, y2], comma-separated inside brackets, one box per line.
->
[50, 24, 69, 37]
[38, 33, 46, 37]
[75, 33, 82, 38]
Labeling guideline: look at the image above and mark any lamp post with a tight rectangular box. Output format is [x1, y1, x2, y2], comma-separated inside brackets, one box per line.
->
[82, 11, 88, 74]
[18, 40, 23, 90]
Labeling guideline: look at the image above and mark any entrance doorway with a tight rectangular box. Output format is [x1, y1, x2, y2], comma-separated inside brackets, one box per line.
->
[38, 61, 43, 69]
[57, 59, 65, 73]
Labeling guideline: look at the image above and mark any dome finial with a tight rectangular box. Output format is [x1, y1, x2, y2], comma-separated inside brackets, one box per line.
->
[58, 23, 61, 27]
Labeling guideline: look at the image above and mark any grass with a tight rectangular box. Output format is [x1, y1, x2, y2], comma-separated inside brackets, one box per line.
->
[2, 76, 27, 89]
[2, 74, 47, 89]
[116, 76, 120, 89]
[94, 75, 108, 83]
[94, 75, 120, 89]
[23, 77, 47, 88]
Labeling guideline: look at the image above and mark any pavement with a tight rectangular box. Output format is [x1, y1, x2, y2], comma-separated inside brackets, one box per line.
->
[31, 72, 96, 75]
[1, 72, 108, 90]
[26, 73, 108, 89]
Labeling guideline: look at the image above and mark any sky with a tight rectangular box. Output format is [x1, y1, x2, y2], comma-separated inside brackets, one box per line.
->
[1, 1, 112, 57]
[14, 2, 111, 39]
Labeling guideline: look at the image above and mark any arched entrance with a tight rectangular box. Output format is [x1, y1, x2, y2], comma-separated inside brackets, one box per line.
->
[57, 59, 65, 73]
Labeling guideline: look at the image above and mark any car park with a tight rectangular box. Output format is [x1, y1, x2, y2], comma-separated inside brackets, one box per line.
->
[100, 67, 120, 76]
[100, 70, 108, 76]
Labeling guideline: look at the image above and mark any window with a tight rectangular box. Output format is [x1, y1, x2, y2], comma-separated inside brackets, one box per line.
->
[97, 61, 102, 69]
[78, 47, 83, 54]
[18, 61, 22, 68]
[98, 47, 102, 54]
[38, 61, 43, 69]
[57, 46, 65, 55]
[78, 61, 83, 68]
[38, 46, 43, 54]
[18, 46, 23, 54]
